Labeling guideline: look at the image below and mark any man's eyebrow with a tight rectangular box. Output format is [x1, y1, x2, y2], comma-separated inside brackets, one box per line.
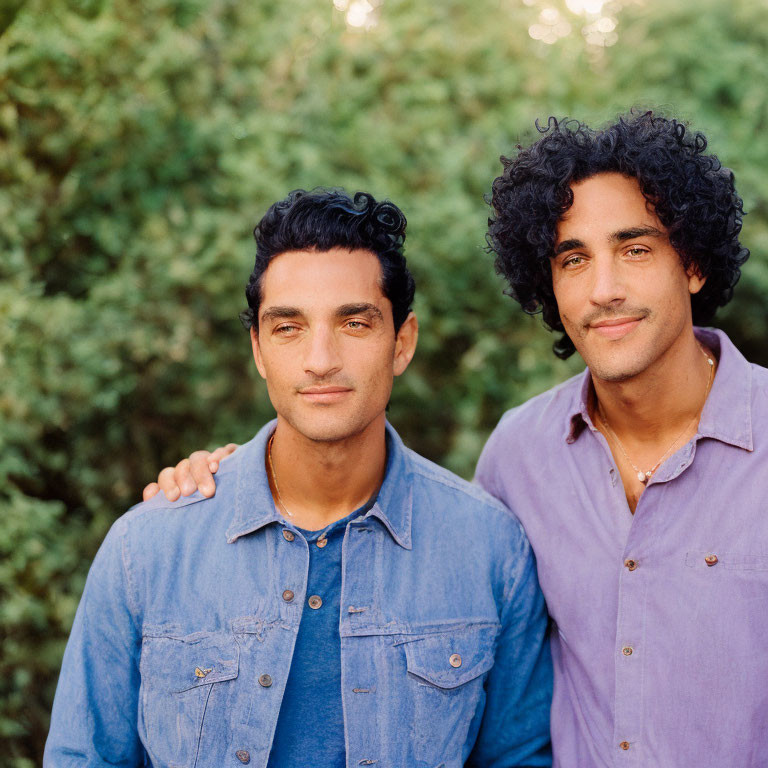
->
[260, 306, 304, 323]
[553, 239, 585, 257]
[553, 227, 666, 257]
[610, 226, 666, 242]
[335, 303, 384, 321]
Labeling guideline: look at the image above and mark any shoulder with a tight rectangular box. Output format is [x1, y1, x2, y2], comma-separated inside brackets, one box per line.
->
[476, 372, 583, 482]
[475, 373, 585, 498]
[404, 446, 527, 541]
[93, 456, 245, 613]
[406, 446, 508, 513]
[493, 371, 584, 439]
[115, 452, 240, 543]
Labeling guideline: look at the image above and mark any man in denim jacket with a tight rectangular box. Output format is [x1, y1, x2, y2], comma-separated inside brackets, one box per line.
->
[45, 188, 552, 767]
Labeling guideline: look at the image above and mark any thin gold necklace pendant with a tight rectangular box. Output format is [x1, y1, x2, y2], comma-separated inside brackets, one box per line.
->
[267, 433, 293, 517]
[601, 342, 714, 486]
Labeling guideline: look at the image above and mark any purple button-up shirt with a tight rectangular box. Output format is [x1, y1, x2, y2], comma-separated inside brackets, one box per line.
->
[476, 328, 768, 767]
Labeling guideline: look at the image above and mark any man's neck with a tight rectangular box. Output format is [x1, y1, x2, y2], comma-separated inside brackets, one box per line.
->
[589, 328, 716, 514]
[266, 416, 388, 531]
[591, 330, 714, 443]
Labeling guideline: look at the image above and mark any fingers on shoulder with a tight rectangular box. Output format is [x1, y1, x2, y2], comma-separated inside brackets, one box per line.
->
[188, 451, 217, 497]
[156, 465, 181, 500]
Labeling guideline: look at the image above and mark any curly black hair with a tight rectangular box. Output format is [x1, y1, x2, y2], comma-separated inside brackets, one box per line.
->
[241, 188, 415, 333]
[487, 111, 749, 359]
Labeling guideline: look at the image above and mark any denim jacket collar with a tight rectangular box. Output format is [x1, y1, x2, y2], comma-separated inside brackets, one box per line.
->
[226, 420, 413, 549]
[365, 423, 413, 550]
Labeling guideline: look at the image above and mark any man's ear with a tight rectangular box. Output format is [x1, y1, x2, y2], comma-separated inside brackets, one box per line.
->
[250, 326, 267, 380]
[393, 312, 418, 377]
[686, 263, 707, 295]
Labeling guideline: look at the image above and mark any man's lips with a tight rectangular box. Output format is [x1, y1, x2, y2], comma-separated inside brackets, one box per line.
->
[298, 386, 353, 403]
[588, 316, 644, 340]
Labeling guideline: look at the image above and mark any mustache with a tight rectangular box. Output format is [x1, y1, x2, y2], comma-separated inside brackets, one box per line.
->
[295, 378, 355, 392]
[581, 307, 651, 328]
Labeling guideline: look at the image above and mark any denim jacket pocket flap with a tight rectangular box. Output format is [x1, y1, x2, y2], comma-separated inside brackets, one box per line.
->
[141, 631, 240, 694]
[404, 624, 497, 689]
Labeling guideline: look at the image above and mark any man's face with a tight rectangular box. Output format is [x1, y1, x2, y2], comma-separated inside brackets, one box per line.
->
[551, 172, 705, 382]
[251, 247, 417, 443]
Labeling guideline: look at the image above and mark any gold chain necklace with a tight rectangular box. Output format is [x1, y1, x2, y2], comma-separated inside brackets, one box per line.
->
[598, 345, 715, 484]
[267, 432, 293, 517]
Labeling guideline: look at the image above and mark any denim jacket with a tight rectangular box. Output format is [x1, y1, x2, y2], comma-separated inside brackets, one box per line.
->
[45, 422, 552, 767]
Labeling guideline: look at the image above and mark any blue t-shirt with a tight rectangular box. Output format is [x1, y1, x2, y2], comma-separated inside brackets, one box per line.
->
[266, 502, 372, 768]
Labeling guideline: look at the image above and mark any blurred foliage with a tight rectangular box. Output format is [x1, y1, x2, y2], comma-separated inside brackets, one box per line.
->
[2, 0, 768, 760]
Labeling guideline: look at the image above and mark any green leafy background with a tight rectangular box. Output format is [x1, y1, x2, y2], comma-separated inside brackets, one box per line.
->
[2, 0, 767, 760]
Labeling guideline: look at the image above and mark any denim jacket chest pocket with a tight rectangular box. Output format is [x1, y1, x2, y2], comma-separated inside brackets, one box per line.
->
[398, 623, 498, 762]
[139, 629, 239, 768]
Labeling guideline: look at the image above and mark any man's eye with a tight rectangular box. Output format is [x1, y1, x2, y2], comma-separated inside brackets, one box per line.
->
[627, 246, 649, 257]
[275, 324, 298, 334]
[345, 320, 367, 330]
[563, 255, 584, 268]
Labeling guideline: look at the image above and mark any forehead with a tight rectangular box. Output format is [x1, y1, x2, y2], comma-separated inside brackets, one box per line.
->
[557, 172, 663, 235]
[260, 248, 385, 307]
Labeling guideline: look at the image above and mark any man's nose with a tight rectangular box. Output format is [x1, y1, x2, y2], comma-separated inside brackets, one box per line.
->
[303, 327, 342, 378]
[589, 254, 627, 306]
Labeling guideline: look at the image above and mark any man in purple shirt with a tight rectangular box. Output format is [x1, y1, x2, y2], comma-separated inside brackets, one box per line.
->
[479, 112, 764, 765]
[148, 112, 766, 766]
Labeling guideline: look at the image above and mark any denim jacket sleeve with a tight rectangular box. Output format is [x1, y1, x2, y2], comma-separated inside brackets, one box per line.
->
[44, 518, 147, 766]
[466, 523, 553, 767]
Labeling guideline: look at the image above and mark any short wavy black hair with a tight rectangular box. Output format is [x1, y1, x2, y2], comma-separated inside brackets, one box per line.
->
[487, 111, 749, 358]
[241, 188, 414, 333]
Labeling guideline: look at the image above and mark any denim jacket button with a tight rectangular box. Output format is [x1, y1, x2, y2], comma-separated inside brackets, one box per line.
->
[316, 535, 328, 548]
[235, 750, 251, 763]
[449, 653, 462, 668]
[308, 595, 323, 609]
[282, 589, 295, 602]
[258, 674, 273, 688]
[282, 529, 295, 542]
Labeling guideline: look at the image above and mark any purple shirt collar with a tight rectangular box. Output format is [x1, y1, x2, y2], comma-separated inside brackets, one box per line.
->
[565, 327, 754, 451]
